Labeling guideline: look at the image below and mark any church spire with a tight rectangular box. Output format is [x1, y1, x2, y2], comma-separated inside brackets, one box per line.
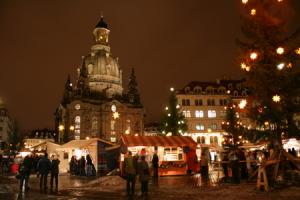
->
[127, 68, 141, 106]
[62, 74, 73, 106]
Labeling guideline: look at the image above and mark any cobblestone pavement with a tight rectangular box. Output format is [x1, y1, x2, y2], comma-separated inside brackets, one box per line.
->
[1, 174, 300, 200]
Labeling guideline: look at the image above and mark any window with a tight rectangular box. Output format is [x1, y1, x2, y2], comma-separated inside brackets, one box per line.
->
[195, 110, 204, 118]
[207, 99, 211, 106]
[183, 110, 191, 118]
[211, 99, 215, 106]
[210, 136, 214, 144]
[164, 147, 183, 161]
[74, 116, 80, 139]
[201, 136, 206, 144]
[198, 99, 203, 106]
[196, 124, 205, 130]
[186, 110, 191, 117]
[195, 99, 198, 106]
[186, 99, 190, 106]
[182, 99, 190, 106]
[233, 91, 239, 97]
[64, 152, 69, 160]
[208, 110, 216, 118]
[211, 123, 217, 130]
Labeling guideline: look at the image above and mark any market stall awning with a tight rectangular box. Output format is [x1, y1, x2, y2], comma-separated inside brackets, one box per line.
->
[121, 135, 197, 148]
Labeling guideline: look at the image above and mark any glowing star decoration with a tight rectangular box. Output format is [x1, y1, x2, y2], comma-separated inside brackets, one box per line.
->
[242, 0, 248, 4]
[250, 9, 256, 16]
[250, 52, 258, 60]
[276, 47, 284, 55]
[113, 112, 120, 119]
[240, 62, 247, 69]
[277, 63, 285, 70]
[272, 95, 281, 103]
[295, 48, 300, 55]
[238, 100, 247, 109]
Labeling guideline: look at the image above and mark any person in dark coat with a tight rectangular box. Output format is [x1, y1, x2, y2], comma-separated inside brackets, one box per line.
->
[152, 152, 159, 178]
[86, 154, 95, 176]
[50, 155, 60, 192]
[79, 156, 86, 176]
[229, 149, 240, 184]
[37, 153, 51, 192]
[138, 155, 150, 196]
[69, 156, 76, 175]
[19, 155, 32, 192]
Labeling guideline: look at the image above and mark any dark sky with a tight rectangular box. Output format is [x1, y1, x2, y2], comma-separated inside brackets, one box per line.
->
[0, 0, 299, 131]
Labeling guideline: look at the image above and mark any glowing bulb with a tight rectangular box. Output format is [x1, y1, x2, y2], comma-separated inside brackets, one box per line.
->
[272, 95, 281, 102]
[165, 106, 169, 110]
[238, 99, 247, 109]
[251, 9, 256, 16]
[170, 87, 174, 92]
[277, 63, 285, 70]
[277, 0, 283, 2]
[240, 62, 247, 69]
[69, 126, 75, 131]
[59, 125, 64, 131]
[176, 104, 180, 109]
[250, 52, 258, 60]
[287, 63, 292, 68]
[168, 113, 171, 117]
[242, 0, 248, 4]
[276, 47, 284, 55]
[295, 48, 300, 55]
[245, 66, 251, 71]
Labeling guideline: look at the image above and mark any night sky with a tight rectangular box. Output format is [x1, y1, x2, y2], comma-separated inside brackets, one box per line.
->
[0, 0, 300, 131]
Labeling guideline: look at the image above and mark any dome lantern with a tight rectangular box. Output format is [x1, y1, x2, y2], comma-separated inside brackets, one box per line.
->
[93, 16, 110, 46]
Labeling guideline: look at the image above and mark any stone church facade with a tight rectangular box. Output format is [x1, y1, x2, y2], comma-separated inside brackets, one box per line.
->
[55, 17, 144, 143]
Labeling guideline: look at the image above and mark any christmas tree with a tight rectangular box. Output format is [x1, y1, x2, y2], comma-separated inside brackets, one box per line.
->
[161, 88, 188, 136]
[238, 0, 300, 147]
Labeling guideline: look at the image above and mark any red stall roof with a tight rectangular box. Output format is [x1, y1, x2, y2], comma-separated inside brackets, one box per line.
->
[121, 135, 196, 148]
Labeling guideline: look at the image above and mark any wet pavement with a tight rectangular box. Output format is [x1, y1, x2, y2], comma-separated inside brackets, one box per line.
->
[1, 174, 300, 200]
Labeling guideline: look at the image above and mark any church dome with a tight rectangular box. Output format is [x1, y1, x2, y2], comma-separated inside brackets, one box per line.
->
[80, 16, 123, 97]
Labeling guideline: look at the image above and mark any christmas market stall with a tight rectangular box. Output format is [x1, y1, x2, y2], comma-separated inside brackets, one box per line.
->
[120, 135, 197, 176]
[57, 138, 115, 173]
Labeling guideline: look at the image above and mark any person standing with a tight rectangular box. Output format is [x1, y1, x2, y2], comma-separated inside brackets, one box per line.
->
[86, 155, 95, 176]
[37, 153, 51, 192]
[200, 152, 209, 184]
[19, 155, 32, 192]
[50, 155, 60, 192]
[139, 155, 150, 196]
[152, 152, 159, 178]
[124, 151, 137, 196]
[79, 156, 86, 176]
[229, 149, 240, 184]
[221, 152, 229, 182]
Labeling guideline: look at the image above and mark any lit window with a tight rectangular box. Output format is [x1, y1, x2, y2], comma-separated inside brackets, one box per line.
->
[196, 124, 205, 130]
[182, 110, 191, 118]
[195, 110, 204, 118]
[74, 116, 80, 139]
[208, 110, 216, 118]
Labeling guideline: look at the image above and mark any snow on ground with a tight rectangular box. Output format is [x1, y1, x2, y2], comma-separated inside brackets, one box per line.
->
[72, 175, 126, 192]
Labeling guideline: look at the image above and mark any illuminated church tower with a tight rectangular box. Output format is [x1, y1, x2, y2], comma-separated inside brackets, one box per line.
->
[55, 16, 144, 143]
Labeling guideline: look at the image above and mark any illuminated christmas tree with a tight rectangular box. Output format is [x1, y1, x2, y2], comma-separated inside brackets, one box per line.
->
[161, 88, 188, 136]
[238, 0, 300, 147]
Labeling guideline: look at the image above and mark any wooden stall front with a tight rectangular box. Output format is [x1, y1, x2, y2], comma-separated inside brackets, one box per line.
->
[120, 135, 197, 176]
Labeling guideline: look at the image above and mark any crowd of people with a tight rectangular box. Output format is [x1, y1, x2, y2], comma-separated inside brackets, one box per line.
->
[123, 151, 159, 197]
[69, 154, 96, 177]
[18, 153, 60, 193]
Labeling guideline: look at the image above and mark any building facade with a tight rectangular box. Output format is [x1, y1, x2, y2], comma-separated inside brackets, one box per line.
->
[176, 79, 251, 148]
[0, 99, 12, 148]
[24, 129, 57, 149]
[55, 17, 144, 143]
